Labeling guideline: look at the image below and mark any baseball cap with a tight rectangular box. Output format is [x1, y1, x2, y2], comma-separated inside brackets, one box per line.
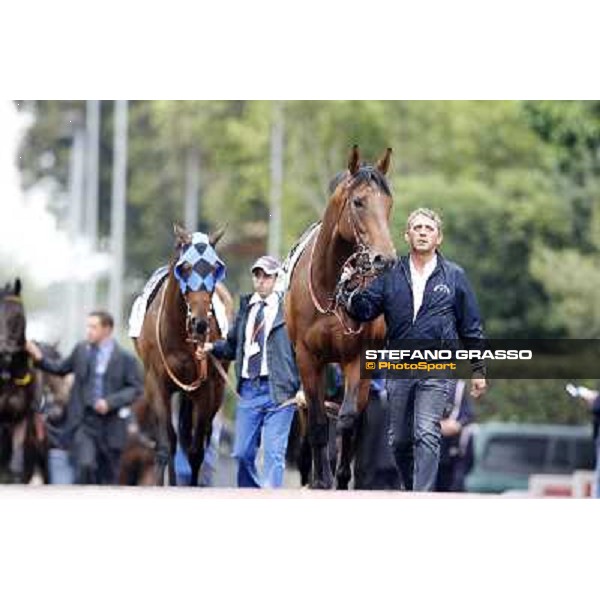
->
[251, 255, 280, 276]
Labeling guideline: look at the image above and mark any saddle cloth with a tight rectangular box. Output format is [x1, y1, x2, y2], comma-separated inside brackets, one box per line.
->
[277, 221, 321, 293]
[128, 266, 229, 339]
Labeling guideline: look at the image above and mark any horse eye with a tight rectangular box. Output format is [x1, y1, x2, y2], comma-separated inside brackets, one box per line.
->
[353, 197, 365, 209]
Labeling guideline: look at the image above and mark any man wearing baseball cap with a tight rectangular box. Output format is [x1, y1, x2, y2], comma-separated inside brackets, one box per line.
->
[204, 255, 301, 488]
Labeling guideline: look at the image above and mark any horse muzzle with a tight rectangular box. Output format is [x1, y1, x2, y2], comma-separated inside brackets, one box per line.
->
[372, 253, 396, 274]
[190, 316, 208, 337]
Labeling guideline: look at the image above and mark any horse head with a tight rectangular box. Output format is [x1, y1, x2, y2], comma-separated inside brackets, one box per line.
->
[330, 145, 397, 274]
[0, 279, 26, 356]
[172, 223, 227, 344]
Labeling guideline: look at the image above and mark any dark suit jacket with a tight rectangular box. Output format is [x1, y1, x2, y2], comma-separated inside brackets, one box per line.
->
[37, 340, 143, 451]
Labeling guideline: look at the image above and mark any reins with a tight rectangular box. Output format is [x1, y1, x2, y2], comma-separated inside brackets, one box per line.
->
[155, 277, 206, 392]
[208, 352, 335, 416]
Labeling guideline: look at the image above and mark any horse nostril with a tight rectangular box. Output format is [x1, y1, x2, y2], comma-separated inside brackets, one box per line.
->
[373, 254, 394, 273]
[373, 254, 385, 270]
[195, 319, 208, 335]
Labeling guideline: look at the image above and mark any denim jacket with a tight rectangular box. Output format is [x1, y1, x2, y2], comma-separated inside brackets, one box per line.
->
[211, 293, 301, 405]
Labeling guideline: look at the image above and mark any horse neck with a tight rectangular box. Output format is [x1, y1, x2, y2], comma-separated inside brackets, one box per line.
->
[312, 200, 354, 296]
[162, 269, 189, 350]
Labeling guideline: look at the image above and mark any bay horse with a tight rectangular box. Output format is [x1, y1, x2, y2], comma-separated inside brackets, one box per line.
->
[285, 146, 396, 489]
[0, 279, 47, 483]
[134, 225, 233, 485]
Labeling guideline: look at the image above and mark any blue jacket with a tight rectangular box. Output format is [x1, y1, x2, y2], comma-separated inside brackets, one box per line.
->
[211, 293, 301, 405]
[348, 253, 486, 371]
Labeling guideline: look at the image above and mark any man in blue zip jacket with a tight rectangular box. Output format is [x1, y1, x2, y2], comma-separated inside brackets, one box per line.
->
[204, 255, 301, 488]
[344, 208, 487, 492]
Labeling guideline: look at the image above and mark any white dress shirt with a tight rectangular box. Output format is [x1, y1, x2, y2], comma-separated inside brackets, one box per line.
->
[241, 291, 280, 378]
[409, 254, 437, 322]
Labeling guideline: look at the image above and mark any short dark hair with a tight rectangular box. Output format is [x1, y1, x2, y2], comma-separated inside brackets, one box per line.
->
[88, 310, 114, 329]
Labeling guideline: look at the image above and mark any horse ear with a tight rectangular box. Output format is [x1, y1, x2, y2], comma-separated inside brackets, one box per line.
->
[376, 147, 392, 175]
[348, 144, 360, 175]
[14, 278, 21, 296]
[173, 223, 192, 247]
[209, 224, 227, 247]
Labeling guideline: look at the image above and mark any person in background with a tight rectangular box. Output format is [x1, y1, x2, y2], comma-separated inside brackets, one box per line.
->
[26, 310, 143, 484]
[436, 379, 476, 492]
[569, 383, 600, 498]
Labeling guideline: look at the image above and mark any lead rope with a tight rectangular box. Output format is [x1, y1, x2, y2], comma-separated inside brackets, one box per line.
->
[155, 277, 205, 392]
[208, 353, 337, 419]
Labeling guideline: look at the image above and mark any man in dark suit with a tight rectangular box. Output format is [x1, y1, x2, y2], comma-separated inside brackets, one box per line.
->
[26, 310, 142, 484]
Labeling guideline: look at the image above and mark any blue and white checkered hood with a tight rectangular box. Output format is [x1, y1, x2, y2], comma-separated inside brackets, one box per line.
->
[174, 232, 226, 293]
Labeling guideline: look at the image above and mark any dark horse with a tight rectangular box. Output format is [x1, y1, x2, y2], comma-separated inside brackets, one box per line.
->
[134, 225, 233, 485]
[118, 392, 159, 486]
[285, 146, 396, 489]
[0, 279, 48, 483]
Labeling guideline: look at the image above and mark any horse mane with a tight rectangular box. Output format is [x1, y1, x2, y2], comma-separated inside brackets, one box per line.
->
[328, 164, 392, 198]
[350, 165, 392, 196]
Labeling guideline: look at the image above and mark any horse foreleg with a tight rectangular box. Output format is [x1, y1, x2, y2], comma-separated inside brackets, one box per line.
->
[336, 363, 369, 490]
[299, 356, 333, 489]
[187, 412, 207, 487]
[146, 369, 171, 485]
[188, 439, 205, 487]
[337, 362, 360, 434]
[166, 415, 177, 486]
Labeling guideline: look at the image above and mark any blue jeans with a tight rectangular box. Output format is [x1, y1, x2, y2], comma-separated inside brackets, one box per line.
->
[233, 378, 296, 488]
[386, 378, 453, 492]
[48, 448, 75, 485]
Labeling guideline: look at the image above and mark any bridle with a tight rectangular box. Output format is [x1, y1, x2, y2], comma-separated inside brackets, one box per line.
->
[307, 175, 389, 335]
[155, 274, 213, 393]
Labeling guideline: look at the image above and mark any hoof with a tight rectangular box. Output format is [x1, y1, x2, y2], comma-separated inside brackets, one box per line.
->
[335, 467, 351, 490]
[310, 479, 332, 490]
[336, 478, 349, 491]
